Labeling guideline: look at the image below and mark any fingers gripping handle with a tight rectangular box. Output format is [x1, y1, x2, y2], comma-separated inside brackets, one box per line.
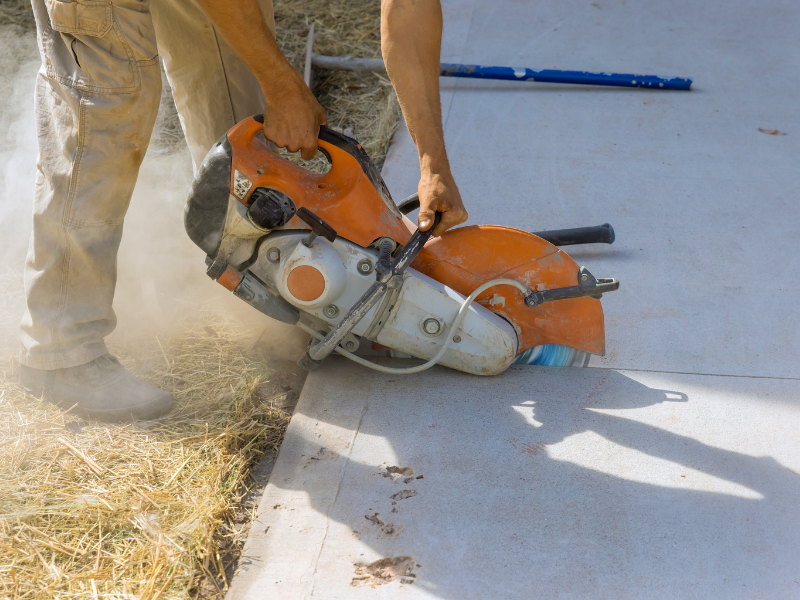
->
[244, 115, 336, 159]
[393, 212, 442, 272]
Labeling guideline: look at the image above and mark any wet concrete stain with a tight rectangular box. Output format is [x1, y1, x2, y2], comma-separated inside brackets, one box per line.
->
[364, 512, 398, 536]
[382, 465, 414, 482]
[510, 438, 548, 455]
[390, 489, 418, 501]
[351, 556, 417, 587]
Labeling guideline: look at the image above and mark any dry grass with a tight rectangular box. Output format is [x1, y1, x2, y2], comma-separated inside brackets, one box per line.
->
[0, 311, 295, 599]
[0, 268, 303, 600]
[1, 1, 398, 598]
[274, 0, 400, 165]
[0, 0, 35, 31]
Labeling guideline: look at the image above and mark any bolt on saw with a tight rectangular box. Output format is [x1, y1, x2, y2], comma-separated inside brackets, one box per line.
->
[184, 116, 619, 376]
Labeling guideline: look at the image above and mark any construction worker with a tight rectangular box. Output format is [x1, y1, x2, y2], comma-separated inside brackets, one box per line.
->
[18, 0, 468, 421]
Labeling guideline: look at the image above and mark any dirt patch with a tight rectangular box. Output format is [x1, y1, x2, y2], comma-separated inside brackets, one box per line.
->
[390, 489, 419, 501]
[351, 556, 417, 587]
[382, 465, 414, 481]
[364, 512, 398, 536]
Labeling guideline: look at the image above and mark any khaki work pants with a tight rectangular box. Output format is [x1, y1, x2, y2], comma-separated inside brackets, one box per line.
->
[20, 0, 274, 369]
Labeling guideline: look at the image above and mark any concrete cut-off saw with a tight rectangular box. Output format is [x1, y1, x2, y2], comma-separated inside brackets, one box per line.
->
[184, 116, 619, 376]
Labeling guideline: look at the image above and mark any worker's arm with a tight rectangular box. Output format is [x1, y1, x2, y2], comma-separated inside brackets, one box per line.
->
[381, 0, 467, 236]
[194, 0, 326, 160]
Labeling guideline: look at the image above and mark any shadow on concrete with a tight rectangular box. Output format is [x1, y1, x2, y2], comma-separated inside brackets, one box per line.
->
[244, 366, 800, 598]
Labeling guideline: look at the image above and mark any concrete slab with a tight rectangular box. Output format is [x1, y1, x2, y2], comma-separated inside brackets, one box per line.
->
[228, 358, 800, 599]
[381, 0, 800, 378]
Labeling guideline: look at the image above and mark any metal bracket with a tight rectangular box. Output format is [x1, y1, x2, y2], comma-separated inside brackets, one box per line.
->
[524, 266, 619, 308]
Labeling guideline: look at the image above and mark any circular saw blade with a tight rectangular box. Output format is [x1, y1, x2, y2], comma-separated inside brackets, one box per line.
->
[513, 344, 590, 367]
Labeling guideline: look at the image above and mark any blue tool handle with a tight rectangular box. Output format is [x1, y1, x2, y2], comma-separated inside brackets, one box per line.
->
[439, 63, 692, 90]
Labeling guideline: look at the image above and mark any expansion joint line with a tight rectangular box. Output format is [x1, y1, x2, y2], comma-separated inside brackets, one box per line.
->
[305, 399, 369, 598]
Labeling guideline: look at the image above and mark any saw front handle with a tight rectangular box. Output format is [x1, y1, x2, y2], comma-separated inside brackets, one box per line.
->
[398, 193, 616, 247]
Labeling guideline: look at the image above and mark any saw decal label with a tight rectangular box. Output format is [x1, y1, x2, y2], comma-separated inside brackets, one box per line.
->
[233, 169, 253, 201]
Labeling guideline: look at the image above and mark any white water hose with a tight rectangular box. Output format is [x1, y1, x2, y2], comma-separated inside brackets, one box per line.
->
[296, 278, 530, 374]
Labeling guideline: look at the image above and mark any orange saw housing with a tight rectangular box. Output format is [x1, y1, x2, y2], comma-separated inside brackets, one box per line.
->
[201, 116, 606, 356]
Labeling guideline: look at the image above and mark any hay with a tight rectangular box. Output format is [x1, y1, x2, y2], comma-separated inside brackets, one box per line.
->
[0, 311, 294, 599]
[275, 0, 401, 166]
[0, 0, 35, 31]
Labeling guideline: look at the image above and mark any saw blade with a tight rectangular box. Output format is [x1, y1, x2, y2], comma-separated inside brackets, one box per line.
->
[513, 344, 590, 367]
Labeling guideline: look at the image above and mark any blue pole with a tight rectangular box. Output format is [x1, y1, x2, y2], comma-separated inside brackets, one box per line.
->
[439, 63, 692, 90]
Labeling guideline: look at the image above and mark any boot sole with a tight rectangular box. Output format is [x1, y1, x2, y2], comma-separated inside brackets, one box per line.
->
[19, 379, 173, 423]
[65, 394, 174, 422]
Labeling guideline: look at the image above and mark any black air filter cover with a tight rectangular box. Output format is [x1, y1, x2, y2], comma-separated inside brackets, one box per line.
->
[184, 134, 233, 257]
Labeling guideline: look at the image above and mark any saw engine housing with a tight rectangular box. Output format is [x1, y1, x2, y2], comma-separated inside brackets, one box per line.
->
[184, 116, 618, 376]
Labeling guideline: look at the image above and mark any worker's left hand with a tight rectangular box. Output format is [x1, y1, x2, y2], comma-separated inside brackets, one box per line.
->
[417, 169, 468, 237]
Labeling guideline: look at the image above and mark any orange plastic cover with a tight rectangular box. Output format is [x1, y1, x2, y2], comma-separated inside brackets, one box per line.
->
[287, 265, 326, 302]
[413, 226, 606, 355]
[227, 117, 411, 248]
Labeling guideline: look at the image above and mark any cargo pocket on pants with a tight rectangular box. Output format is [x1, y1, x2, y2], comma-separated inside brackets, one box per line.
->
[43, 0, 145, 93]
[46, 0, 112, 36]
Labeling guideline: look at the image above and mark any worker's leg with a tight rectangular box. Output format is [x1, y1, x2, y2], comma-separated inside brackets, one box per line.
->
[150, 0, 275, 169]
[20, 0, 161, 370]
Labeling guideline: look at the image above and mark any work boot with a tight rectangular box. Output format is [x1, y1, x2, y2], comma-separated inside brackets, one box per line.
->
[19, 354, 173, 422]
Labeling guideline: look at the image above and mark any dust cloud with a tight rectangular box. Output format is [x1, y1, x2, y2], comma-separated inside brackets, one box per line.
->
[0, 26, 308, 363]
[0, 27, 38, 352]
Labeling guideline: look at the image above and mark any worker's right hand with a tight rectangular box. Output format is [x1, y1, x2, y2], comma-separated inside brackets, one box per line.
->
[417, 167, 468, 237]
[261, 67, 327, 161]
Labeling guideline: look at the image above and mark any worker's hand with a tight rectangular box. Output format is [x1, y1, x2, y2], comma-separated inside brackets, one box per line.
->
[262, 67, 327, 161]
[417, 168, 468, 237]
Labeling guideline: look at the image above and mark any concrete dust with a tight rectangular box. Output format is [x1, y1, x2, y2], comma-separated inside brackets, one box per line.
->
[0, 28, 38, 271]
[0, 28, 38, 353]
[0, 25, 308, 362]
[0, 23, 309, 597]
[0, 0, 397, 592]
